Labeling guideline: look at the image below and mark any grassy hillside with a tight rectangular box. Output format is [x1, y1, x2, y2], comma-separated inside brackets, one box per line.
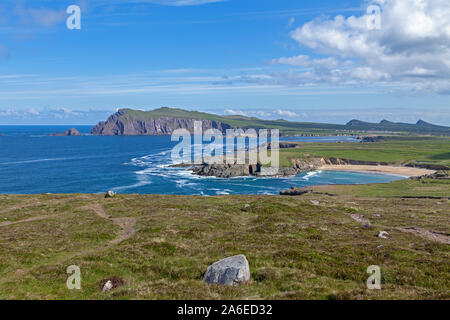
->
[0, 179, 449, 300]
[277, 136, 450, 167]
[117, 108, 450, 136]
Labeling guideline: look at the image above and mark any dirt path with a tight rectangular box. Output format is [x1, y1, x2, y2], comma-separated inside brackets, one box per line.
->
[0, 203, 137, 286]
[82, 204, 136, 245]
[396, 227, 450, 244]
[0, 214, 61, 227]
[348, 213, 449, 244]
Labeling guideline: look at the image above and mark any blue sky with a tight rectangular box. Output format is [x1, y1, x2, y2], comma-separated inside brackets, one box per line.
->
[0, 0, 449, 125]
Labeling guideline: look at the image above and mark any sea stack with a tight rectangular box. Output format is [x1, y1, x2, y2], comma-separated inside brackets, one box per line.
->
[50, 128, 81, 136]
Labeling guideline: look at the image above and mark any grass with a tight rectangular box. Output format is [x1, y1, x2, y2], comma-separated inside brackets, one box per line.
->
[277, 136, 450, 167]
[0, 182, 449, 300]
[307, 179, 450, 198]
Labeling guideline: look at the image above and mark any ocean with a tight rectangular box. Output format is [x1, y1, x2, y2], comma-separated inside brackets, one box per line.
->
[0, 126, 404, 195]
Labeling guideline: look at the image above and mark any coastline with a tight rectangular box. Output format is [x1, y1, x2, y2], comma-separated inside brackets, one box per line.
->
[318, 164, 435, 178]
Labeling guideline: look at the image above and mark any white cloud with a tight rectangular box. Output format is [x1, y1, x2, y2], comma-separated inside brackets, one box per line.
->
[272, 0, 450, 94]
[26, 108, 40, 115]
[222, 109, 298, 120]
[0, 109, 18, 117]
[274, 109, 297, 118]
[271, 54, 339, 68]
[224, 109, 248, 116]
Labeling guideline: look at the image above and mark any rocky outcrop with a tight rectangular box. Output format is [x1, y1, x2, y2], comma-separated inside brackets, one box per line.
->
[405, 162, 449, 171]
[280, 187, 312, 196]
[357, 136, 383, 143]
[192, 164, 257, 178]
[189, 157, 400, 178]
[92, 109, 232, 136]
[321, 157, 391, 166]
[50, 128, 81, 136]
[411, 170, 449, 180]
[203, 255, 250, 286]
[191, 163, 301, 178]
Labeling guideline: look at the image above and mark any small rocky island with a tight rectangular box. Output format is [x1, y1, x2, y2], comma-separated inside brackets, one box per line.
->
[50, 128, 81, 136]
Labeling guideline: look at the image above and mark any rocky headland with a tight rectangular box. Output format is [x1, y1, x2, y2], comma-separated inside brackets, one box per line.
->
[92, 109, 232, 136]
[178, 157, 442, 179]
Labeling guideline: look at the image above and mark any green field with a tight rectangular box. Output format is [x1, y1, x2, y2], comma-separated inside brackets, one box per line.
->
[277, 136, 450, 167]
[0, 178, 448, 300]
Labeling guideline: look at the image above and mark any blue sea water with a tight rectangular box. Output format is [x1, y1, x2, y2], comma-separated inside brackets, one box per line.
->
[0, 126, 405, 195]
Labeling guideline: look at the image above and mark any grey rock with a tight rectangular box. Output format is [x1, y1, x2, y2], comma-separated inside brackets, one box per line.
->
[280, 187, 312, 196]
[378, 231, 389, 239]
[203, 254, 250, 286]
[310, 200, 320, 205]
[50, 128, 81, 136]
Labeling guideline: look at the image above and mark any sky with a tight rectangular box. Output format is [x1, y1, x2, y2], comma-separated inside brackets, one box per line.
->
[0, 0, 449, 125]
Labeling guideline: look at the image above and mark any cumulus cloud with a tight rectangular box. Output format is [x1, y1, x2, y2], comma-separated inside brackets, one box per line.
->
[223, 109, 298, 120]
[274, 109, 297, 118]
[272, 0, 450, 94]
[224, 109, 248, 116]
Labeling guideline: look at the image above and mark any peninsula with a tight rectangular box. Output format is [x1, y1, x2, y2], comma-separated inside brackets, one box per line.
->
[91, 107, 450, 136]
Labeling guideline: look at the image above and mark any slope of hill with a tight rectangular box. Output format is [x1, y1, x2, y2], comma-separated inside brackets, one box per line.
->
[345, 119, 450, 135]
[91, 107, 450, 136]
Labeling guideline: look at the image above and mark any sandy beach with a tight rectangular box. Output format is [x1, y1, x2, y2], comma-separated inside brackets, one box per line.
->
[318, 165, 436, 177]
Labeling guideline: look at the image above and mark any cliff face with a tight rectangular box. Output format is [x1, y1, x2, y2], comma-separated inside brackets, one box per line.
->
[91, 109, 232, 136]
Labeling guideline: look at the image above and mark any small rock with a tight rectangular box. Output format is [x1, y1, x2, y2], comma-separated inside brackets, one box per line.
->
[376, 245, 384, 249]
[105, 191, 116, 198]
[102, 280, 113, 292]
[203, 254, 250, 286]
[280, 188, 312, 196]
[310, 200, 320, 205]
[99, 276, 125, 292]
[364, 223, 371, 229]
[378, 231, 389, 239]
[374, 214, 381, 217]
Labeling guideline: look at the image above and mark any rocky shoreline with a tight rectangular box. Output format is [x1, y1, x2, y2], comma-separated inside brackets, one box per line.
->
[174, 157, 446, 179]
